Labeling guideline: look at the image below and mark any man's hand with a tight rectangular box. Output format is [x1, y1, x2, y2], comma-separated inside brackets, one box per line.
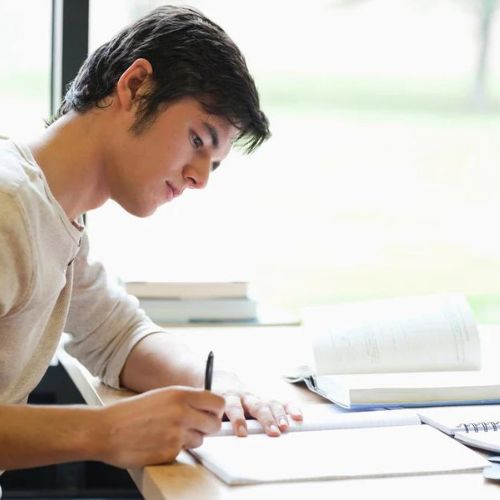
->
[95, 386, 225, 468]
[213, 371, 303, 437]
[118, 333, 302, 439]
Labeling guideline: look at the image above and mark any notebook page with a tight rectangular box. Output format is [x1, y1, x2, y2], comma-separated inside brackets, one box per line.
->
[191, 425, 487, 485]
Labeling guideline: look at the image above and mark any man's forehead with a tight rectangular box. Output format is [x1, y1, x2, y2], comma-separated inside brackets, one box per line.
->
[204, 112, 235, 131]
[204, 115, 239, 145]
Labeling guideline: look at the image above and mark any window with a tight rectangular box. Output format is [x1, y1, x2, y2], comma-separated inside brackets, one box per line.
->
[0, 1, 51, 138]
[87, 0, 500, 320]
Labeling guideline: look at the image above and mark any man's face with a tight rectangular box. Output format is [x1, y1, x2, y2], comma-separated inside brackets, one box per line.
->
[105, 97, 237, 217]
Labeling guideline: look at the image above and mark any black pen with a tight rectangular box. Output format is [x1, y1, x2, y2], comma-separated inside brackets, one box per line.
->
[204, 350, 214, 391]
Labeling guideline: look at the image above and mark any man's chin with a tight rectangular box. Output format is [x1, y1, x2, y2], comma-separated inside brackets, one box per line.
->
[122, 203, 158, 218]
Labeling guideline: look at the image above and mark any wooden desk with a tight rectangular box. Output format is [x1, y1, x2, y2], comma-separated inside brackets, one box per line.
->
[58, 326, 500, 499]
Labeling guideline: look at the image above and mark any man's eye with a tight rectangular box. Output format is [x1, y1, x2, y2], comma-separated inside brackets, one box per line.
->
[191, 133, 203, 149]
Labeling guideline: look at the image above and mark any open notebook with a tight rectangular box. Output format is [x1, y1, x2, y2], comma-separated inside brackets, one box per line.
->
[189, 405, 487, 485]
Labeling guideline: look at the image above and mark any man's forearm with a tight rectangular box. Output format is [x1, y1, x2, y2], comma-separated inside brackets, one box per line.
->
[0, 404, 101, 470]
[119, 332, 205, 392]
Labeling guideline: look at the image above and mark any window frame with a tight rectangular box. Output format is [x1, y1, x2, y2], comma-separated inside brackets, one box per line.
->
[50, 0, 89, 116]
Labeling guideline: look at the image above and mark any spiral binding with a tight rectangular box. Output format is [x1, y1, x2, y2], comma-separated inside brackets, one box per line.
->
[458, 421, 500, 433]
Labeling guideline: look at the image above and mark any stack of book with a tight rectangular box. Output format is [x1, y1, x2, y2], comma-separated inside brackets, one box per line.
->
[125, 281, 258, 325]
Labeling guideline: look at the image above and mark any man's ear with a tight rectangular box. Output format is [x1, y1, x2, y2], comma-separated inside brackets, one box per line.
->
[115, 58, 154, 111]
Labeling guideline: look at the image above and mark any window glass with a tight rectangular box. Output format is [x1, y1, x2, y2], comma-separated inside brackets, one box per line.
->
[88, 0, 500, 319]
[0, 1, 51, 139]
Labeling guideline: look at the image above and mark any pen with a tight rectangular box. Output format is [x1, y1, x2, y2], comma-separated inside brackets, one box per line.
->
[204, 350, 214, 391]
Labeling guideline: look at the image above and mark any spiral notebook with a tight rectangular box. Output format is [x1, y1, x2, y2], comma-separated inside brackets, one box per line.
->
[418, 405, 500, 452]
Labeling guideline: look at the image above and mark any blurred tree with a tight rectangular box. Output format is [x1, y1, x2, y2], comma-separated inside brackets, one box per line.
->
[333, 0, 499, 108]
[465, 0, 500, 107]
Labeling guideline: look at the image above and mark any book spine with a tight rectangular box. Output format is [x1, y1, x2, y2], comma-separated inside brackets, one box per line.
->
[458, 421, 500, 433]
[125, 282, 249, 299]
[137, 298, 257, 322]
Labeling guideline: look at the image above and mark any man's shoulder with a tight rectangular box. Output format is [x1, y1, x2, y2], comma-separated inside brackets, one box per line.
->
[0, 137, 50, 220]
[0, 137, 31, 194]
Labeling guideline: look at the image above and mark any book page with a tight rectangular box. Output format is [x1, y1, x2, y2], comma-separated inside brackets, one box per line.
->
[190, 425, 487, 485]
[215, 405, 420, 436]
[303, 293, 481, 375]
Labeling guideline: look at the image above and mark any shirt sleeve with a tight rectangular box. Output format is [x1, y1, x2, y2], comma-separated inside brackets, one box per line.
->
[64, 232, 165, 389]
[0, 190, 34, 317]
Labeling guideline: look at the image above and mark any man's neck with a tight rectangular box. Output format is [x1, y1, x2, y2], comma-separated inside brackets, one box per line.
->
[28, 111, 110, 221]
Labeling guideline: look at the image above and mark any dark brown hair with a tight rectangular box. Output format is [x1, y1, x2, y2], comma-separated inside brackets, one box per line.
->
[53, 5, 270, 153]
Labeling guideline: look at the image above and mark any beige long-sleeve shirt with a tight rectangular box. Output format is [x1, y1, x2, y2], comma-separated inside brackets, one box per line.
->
[0, 137, 164, 404]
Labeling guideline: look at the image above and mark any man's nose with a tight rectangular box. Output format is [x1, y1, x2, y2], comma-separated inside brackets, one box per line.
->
[185, 156, 211, 189]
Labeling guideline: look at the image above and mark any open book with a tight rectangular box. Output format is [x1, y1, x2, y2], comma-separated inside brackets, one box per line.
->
[418, 405, 500, 453]
[290, 293, 500, 408]
[189, 404, 487, 485]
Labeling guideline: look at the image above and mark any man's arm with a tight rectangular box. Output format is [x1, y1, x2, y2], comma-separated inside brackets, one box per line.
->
[120, 332, 303, 437]
[0, 387, 224, 470]
[64, 232, 171, 390]
[120, 332, 204, 390]
[64, 235, 302, 437]
[0, 404, 96, 469]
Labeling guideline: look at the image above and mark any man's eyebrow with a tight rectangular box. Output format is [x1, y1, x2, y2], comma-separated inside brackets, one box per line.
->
[203, 121, 219, 149]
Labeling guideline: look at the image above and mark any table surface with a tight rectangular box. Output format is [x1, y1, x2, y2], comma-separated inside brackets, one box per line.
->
[57, 325, 500, 499]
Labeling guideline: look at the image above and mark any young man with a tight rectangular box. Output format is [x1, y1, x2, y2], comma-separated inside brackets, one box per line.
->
[0, 6, 302, 472]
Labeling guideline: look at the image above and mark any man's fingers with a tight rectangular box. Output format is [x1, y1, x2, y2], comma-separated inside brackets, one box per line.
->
[184, 388, 225, 419]
[185, 407, 223, 436]
[224, 393, 248, 437]
[285, 401, 303, 421]
[221, 388, 304, 438]
[270, 400, 290, 431]
[183, 429, 205, 450]
[242, 394, 280, 436]
[271, 401, 303, 430]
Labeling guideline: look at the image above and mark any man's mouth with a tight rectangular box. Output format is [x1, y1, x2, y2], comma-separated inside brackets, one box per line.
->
[165, 181, 180, 199]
